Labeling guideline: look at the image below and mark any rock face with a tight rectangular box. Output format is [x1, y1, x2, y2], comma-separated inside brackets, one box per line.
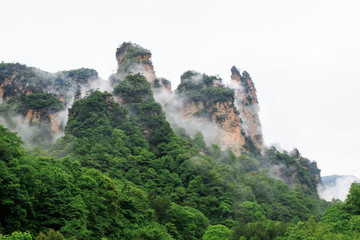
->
[154, 78, 172, 92]
[175, 71, 246, 154]
[114, 42, 155, 85]
[49, 113, 61, 134]
[171, 67, 265, 155]
[212, 101, 245, 154]
[180, 99, 245, 155]
[24, 109, 41, 123]
[230, 66, 264, 153]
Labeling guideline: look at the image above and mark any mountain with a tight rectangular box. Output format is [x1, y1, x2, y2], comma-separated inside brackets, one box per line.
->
[1, 42, 360, 239]
[319, 175, 360, 201]
[0, 43, 262, 155]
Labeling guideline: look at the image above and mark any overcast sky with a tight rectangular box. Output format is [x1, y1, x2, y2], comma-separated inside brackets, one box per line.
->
[2, 0, 360, 177]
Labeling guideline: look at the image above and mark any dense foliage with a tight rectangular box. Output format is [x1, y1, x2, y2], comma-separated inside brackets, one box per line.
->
[61, 68, 98, 84]
[113, 74, 174, 147]
[18, 92, 63, 114]
[176, 71, 232, 104]
[116, 42, 151, 59]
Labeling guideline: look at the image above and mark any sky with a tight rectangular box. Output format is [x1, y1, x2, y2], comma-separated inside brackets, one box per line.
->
[1, 0, 360, 177]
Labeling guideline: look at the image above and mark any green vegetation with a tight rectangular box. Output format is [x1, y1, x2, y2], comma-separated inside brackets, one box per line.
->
[113, 74, 153, 103]
[116, 42, 151, 59]
[19, 92, 63, 113]
[113, 74, 174, 147]
[176, 71, 235, 114]
[177, 71, 225, 93]
[61, 68, 98, 84]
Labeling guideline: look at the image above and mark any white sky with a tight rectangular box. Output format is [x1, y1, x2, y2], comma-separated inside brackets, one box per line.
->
[2, 0, 360, 177]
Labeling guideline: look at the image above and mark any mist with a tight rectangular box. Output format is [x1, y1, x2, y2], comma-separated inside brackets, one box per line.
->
[319, 175, 360, 201]
[153, 85, 223, 146]
[0, 114, 56, 148]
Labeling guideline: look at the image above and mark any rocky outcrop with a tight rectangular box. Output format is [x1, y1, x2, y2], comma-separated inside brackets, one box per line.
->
[211, 101, 245, 155]
[0, 84, 4, 104]
[231, 66, 264, 154]
[290, 148, 301, 161]
[24, 109, 41, 123]
[174, 67, 265, 155]
[180, 101, 205, 119]
[114, 42, 156, 86]
[179, 98, 246, 155]
[0, 74, 20, 104]
[161, 79, 172, 92]
[49, 113, 61, 134]
[174, 71, 247, 154]
[142, 64, 155, 84]
[0, 63, 99, 141]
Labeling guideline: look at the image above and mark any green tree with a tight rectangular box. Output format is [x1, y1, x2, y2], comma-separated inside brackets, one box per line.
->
[203, 225, 232, 240]
[345, 182, 360, 215]
[36, 229, 65, 240]
[1, 231, 32, 240]
[236, 201, 265, 223]
[0, 125, 23, 163]
[193, 132, 206, 150]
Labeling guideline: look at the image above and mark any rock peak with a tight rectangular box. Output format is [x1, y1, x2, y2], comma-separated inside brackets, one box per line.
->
[116, 42, 152, 65]
[231, 66, 258, 104]
[112, 42, 157, 87]
[230, 66, 264, 154]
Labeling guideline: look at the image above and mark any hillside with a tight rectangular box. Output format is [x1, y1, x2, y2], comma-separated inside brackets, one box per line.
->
[1, 42, 360, 239]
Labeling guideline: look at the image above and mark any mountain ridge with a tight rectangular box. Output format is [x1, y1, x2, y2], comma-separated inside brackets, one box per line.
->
[1, 42, 348, 239]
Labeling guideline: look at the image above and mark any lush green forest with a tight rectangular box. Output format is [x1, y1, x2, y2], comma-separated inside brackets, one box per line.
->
[176, 71, 235, 105]
[1, 71, 360, 239]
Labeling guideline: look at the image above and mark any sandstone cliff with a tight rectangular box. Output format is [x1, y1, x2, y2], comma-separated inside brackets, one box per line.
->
[49, 113, 61, 134]
[230, 66, 264, 153]
[24, 109, 41, 123]
[180, 99, 245, 155]
[113, 42, 155, 86]
[175, 71, 246, 154]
